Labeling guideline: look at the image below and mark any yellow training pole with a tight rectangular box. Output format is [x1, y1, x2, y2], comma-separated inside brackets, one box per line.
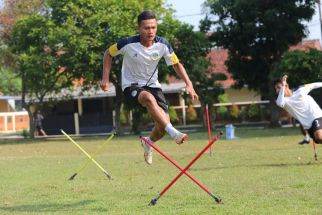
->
[68, 133, 114, 180]
[61, 129, 113, 179]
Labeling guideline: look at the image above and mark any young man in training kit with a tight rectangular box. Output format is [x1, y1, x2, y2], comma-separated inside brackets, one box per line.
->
[100, 11, 198, 164]
[274, 75, 322, 144]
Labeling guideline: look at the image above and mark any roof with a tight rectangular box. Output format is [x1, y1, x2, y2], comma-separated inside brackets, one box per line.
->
[203, 39, 322, 88]
[289, 39, 321, 51]
[0, 96, 21, 100]
[207, 48, 235, 88]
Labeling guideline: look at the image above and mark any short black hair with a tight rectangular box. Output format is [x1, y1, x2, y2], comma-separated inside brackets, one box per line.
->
[138, 10, 156, 25]
[272, 77, 282, 87]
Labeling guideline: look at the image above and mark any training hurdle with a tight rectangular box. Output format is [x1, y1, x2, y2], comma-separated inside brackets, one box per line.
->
[140, 131, 223, 206]
[61, 129, 113, 180]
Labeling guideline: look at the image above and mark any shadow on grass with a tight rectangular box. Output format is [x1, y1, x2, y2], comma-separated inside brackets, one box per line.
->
[191, 161, 321, 171]
[0, 200, 108, 213]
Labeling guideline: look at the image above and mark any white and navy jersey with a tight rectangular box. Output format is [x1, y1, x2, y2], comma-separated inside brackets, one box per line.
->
[108, 35, 179, 90]
[276, 82, 322, 129]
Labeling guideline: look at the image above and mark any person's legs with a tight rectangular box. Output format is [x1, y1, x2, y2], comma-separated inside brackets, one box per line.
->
[138, 90, 187, 143]
[298, 124, 310, 145]
[314, 129, 322, 144]
[138, 91, 169, 130]
[309, 117, 322, 144]
[39, 129, 47, 136]
[150, 121, 167, 142]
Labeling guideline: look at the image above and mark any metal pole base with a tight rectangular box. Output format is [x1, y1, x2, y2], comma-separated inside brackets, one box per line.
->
[104, 171, 113, 180]
[210, 192, 224, 204]
[149, 194, 160, 206]
[68, 173, 77, 180]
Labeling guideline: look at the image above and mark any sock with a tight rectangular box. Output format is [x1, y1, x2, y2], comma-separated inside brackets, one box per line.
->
[147, 137, 154, 144]
[145, 137, 154, 150]
[304, 134, 310, 142]
[165, 123, 179, 139]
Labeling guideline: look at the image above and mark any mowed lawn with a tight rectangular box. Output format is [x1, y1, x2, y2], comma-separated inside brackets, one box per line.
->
[0, 127, 321, 215]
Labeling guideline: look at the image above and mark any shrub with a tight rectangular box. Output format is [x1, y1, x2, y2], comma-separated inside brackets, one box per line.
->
[218, 106, 228, 120]
[186, 105, 197, 122]
[120, 111, 128, 125]
[230, 103, 240, 119]
[248, 103, 260, 120]
[169, 106, 179, 123]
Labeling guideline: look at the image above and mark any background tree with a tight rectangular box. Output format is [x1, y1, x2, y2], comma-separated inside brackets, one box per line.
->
[201, 0, 316, 125]
[170, 23, 226, 127]
[273, 48, 322, 87]
[10, 15, 73, 137]
[7, 0, 177, 136]
[0, 0, 44, 95]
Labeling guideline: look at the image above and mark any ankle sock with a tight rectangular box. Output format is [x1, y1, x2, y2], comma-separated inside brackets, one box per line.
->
[165, 123, 179, 139]
[304, 134, 310, 142]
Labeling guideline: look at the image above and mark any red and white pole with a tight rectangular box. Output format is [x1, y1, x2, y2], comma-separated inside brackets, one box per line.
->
[141, 131, 223, 206]
[205, 104, 212, 156]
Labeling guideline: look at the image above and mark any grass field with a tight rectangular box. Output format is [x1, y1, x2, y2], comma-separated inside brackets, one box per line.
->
[0, 127, 321, 214]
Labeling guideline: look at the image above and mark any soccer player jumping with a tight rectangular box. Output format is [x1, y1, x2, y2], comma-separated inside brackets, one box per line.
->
[275, 75, 322, 144]
[100, 11, 198, 165]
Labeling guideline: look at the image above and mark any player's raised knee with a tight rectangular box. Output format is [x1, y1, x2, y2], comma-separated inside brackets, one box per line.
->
[138, 91, 155, 105]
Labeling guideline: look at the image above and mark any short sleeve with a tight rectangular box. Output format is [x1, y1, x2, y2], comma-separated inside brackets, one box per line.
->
[159, 37, 179, 66]
[108, 37, 129, 57]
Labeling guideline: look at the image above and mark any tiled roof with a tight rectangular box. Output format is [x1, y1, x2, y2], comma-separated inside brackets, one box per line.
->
[179, 39, 321, 88]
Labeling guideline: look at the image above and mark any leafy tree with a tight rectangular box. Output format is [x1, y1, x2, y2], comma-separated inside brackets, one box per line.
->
[273, 48, 322, 87]
[8, 0, 177, 136]
[168, 24, 226, 127]
[0, 67, 21, 95]
[201, 0, 316, 125]
[10, 15, 73, 137]
[0, 0, 44, 95]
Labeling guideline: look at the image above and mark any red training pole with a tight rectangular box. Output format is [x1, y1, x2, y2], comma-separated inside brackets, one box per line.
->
[141, 131, 223, 206]
[205, 104, 212, 156]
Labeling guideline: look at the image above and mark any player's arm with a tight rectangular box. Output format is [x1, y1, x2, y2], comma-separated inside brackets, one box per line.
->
[101, 40, 125, 91]
[276, 75, 287, 107]
[304, 82, 322, 91]
[101, 50, 113, 91]
[172, 63, 199, 101]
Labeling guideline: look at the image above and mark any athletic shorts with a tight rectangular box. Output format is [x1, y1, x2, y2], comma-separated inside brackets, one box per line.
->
[308, 117, 322, 142]
[123, 85, 168, 113]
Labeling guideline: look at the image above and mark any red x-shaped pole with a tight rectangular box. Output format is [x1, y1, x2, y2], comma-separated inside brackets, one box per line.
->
[140, 131, 224, 206]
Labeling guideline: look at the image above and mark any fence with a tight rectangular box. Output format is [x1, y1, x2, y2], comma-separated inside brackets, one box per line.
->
[171, 100, 271, 125]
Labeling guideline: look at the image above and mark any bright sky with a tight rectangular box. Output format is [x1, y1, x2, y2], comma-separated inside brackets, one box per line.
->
[1, 0, 320, 43]
[167, 0, 322, 44]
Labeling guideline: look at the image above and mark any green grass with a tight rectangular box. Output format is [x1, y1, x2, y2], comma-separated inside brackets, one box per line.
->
[0, 127, 321, 214]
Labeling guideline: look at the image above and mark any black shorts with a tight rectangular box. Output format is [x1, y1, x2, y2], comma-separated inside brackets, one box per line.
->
[123, 85, 168, 112]
[308, 117, 322, 142]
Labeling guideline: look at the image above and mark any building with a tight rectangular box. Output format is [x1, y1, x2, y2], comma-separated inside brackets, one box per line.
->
[8, 39, 321, 135]
[0, 96, 29, 133]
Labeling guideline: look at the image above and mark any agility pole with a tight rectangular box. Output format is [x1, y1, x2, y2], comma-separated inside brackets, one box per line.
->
[68, 134, 114, 180]
[205, 104, 213, 156]
[141, 131, 223, 206]
[61, 129, 112, 179]
[313, 141, 318, 161]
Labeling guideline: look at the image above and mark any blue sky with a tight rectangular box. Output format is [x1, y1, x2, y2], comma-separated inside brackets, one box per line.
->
[167, 0, 322, 43]
[1, 0, 320, 42]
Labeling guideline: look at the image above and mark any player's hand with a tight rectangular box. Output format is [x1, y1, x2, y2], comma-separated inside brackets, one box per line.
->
[100, 80, 109, 91]
[281, 75, 288, 86]
[186, 85, 199, 101]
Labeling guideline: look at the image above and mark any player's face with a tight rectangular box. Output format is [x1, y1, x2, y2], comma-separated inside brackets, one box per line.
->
[138, 19, 157, 45]
[275, 83, 292, 96]
[275, 83, 281, 94]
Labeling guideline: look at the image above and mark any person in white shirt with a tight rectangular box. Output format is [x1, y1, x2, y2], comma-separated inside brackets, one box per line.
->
[274, 75, 322, 144]
[100, 10, 198, 165]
